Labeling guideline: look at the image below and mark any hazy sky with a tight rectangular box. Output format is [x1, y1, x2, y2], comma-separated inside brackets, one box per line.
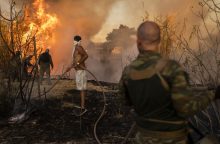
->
[92, 0, 198, 42]
[0, 0, 200, 43]
[0, 0, 214, 82]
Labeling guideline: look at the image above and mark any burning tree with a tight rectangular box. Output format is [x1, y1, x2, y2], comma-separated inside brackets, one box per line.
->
[0, 0, 58, 117]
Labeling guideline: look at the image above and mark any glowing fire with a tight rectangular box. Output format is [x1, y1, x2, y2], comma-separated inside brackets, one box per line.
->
[112, 47, 122, 55]
[23, 0, 58, 51]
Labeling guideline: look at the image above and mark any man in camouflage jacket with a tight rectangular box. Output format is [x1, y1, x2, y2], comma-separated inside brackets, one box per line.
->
[119, 21, 215, 144]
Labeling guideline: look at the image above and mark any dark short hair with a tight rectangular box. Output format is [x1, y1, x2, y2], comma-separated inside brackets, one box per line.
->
[74, 35, 82, 42]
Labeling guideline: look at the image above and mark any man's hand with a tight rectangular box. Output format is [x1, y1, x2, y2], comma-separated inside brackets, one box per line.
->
[65, 65, 73, 72]
[215, 86, 220, 99]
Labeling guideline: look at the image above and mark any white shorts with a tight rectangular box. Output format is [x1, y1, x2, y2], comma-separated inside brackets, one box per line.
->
[75, 70, 87, 90]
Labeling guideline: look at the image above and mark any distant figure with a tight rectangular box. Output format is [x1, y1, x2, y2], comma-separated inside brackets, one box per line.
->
[10, 51, 21, 81]
[72, 35, 88, 116]
[119, 21, 218, 144]
[38, 49, 54, 85]
[22, 55, 33, 79]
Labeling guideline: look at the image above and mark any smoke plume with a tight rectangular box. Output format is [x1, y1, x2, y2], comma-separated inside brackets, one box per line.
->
[1, 0, 213, 82]
[43, 0, 117, 75]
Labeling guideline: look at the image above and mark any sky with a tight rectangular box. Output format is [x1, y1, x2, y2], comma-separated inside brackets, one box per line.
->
[92, 0, 199, 42]
[0, 0, 201, 43]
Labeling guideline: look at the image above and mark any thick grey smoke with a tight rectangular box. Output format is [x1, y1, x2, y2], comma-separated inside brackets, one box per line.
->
[44, 0, 117, 80]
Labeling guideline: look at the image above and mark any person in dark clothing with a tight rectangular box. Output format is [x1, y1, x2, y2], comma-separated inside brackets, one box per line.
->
[38, 49, 54, 85]
[22, 55, 33, 79]
[118, 21, 218, 144]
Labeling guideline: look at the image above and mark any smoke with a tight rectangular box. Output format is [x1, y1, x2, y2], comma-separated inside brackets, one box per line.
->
[48, 0, 204, 82]
[90, 0, 204, 82]
[1, 0, 216, 82]
[92, 0, 200, 42]
[42, 0, 117, 78]
[36, 0, 209, 82]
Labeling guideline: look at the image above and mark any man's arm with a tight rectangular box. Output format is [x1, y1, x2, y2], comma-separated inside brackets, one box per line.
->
[163, 61, 215, 117]
[118, 67, 132, 106]
[77, 46, 88, 65]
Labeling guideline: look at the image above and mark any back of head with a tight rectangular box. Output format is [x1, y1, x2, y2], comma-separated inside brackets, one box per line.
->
[137, 21, 161, 51]
[45, 49, 49, 53]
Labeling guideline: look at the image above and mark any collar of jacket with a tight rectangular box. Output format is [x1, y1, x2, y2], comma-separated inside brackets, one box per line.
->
[138, 50, 161, 60]
[130, 50, 161, 69]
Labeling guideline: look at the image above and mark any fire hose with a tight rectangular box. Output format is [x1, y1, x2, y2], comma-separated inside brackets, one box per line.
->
[39, 65, 106, 144]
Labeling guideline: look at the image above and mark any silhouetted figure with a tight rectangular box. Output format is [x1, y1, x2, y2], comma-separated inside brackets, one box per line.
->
[38, 49, 53, 85]
[22, 55, 33, 79]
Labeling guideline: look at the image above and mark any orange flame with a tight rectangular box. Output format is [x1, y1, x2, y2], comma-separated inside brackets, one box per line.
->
[23, 0, 58, 51]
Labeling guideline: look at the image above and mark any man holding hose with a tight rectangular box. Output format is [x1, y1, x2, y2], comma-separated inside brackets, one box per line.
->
[72, 35, 88, 116]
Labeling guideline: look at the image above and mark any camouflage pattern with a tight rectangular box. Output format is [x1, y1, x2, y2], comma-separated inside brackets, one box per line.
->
[119, 50, 214, 116]
[119, 50, 215, 142]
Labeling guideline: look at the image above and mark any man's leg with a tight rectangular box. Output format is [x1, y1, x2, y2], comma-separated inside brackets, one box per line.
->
[73, 70, 87, 116]
[39, 65, 44, 84]
[81, 70, 87, 109]
[45, 65, 52, 85]
[80, 90, 86, 109]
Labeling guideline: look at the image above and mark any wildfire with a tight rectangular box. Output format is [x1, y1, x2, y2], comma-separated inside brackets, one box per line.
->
[23, 0, 58, 51]
[112, 47, 122, 55]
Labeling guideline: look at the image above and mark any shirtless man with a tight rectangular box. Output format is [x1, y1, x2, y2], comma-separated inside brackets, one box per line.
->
[72, 35, 88, 116]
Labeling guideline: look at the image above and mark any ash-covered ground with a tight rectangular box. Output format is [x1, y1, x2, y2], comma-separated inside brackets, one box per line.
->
[0, 80, 220, 144]
[0, 80, 134, 144]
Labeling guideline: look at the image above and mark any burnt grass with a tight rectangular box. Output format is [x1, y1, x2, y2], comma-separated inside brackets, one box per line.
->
[0, 80, 134, 144]
[0, 80, 220, 143]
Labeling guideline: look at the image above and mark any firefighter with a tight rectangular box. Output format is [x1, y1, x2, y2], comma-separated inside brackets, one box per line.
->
[38, 49, 54, 85]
